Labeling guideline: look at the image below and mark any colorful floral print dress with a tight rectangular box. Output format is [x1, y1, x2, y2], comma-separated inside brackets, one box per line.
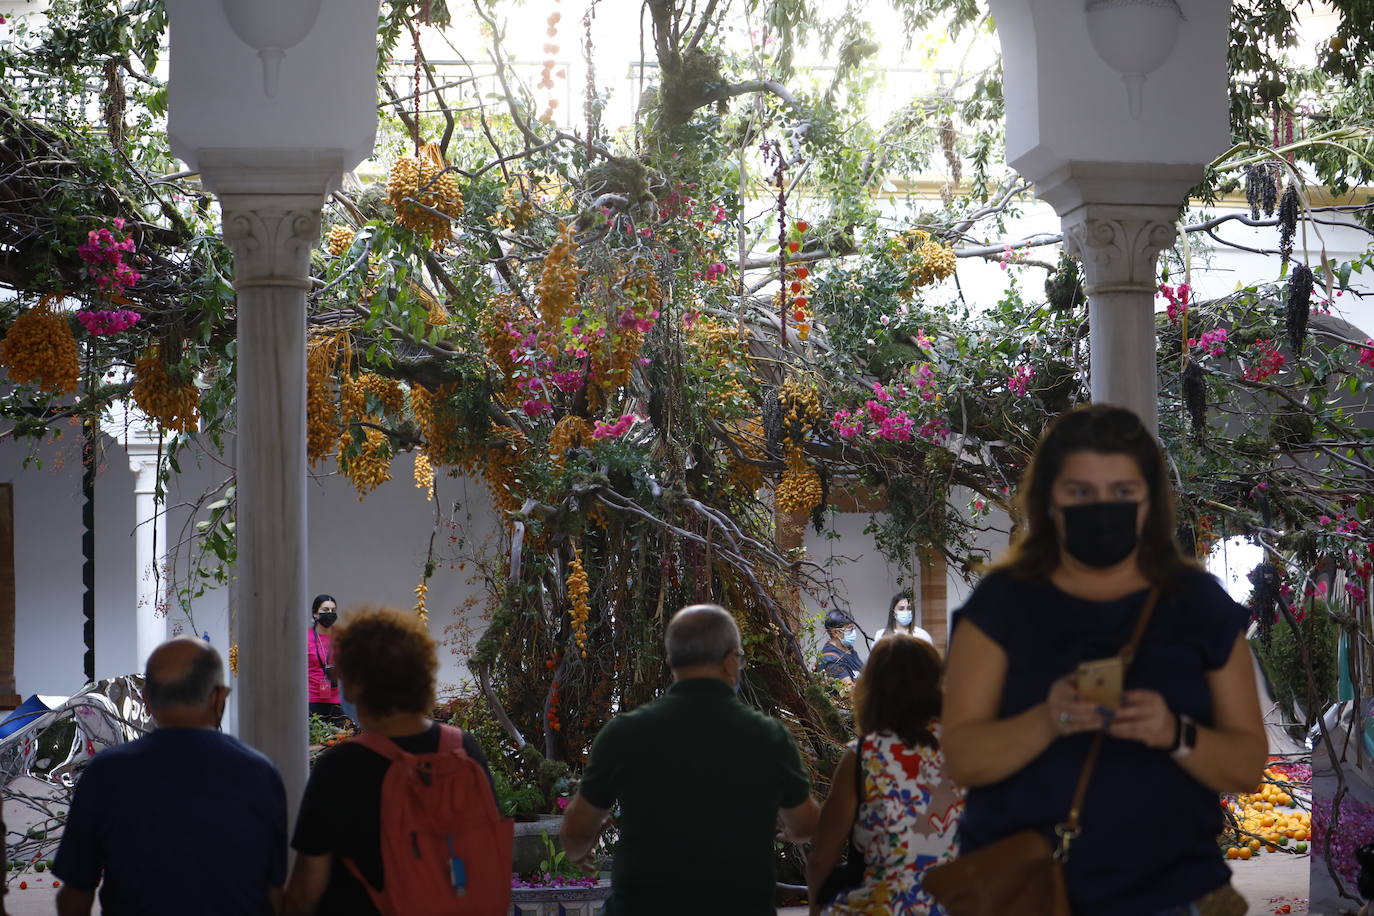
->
[821, 726, 964, 916]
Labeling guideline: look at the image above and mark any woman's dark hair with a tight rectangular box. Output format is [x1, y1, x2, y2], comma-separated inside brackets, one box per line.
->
[886, 590, 914, 632]
[852, 634, 942, 749]
[333, 607, 437, 716]
[990, 404, 1197, 586]
[311, 594, 336, 618]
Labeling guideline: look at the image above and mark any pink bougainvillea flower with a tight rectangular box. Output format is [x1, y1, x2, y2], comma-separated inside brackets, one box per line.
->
[592, 413, 641, 440]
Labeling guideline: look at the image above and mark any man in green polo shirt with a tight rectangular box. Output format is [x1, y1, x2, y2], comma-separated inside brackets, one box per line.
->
[561, 603, 820, 914]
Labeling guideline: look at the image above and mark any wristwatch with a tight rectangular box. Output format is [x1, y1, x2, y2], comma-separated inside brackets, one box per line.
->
[1169, 713, 1198, 759]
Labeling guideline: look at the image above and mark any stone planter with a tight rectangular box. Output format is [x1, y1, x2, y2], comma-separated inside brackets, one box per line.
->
[512, 815, 565, 876]
[510, 878, 613, 916]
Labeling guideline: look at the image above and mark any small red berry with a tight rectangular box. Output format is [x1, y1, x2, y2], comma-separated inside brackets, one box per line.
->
[787, 241, 800, 253]
[793, 310, 806, 322]
[790, 281, 803, 293]
[795, 267, 809, 279]
[794, 296, 809, 309]
[19, 882, 26, 890]
[795, 220, 810, 233]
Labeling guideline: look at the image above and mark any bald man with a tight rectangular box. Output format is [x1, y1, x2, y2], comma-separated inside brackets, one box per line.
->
[53, 637, 287, 916]
[562, 604, 821, 916]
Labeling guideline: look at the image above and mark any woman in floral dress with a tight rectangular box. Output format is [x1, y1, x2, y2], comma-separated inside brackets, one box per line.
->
[806, 634, 963, 916]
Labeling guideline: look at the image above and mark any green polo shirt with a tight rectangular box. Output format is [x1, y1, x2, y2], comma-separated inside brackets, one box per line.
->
[578, 677, 811, 915]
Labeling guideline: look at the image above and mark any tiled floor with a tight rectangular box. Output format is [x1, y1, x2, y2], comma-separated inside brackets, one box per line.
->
[0, 856, 1313, 915]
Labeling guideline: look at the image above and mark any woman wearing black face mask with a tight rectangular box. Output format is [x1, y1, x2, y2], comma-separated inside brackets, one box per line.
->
[308, 594, 347, 728]
[939, 405, 1265, 916]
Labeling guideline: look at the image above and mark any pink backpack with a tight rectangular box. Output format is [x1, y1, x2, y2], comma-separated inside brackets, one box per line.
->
[343, 725, 514, 916]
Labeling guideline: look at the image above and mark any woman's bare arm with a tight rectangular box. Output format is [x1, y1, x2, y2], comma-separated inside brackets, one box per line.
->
[805, 749, 858, 916]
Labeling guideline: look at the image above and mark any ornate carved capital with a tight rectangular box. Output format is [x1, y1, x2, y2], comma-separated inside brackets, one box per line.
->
[219, 195, 323, 290]
[1061, 206, 1178, 295]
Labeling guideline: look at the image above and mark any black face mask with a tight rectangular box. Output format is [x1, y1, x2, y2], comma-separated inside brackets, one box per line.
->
[316, 611, 338, 628]
[1059, 501, 1141, 569]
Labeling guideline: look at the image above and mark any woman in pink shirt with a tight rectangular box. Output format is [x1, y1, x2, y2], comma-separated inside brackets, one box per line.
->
[308, 594, 347, 727]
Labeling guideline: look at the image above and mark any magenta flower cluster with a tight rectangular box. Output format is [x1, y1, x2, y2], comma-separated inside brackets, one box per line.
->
[831, 381, 948, 443]
[76, 309, 140, 336]
[1311, 794, 1374, 889]
[77, 218, 140, 294]
[913, 364, 937, 402]
[1007, 364, 1034, 397]
[1190, 328, 1228, 357]
[510, 874, 598, 889]
[1356, 338, 1374, 370]
[1241, 339, 1286, 382]
[1158, 283, 1191, 325]
[592, 413, 640, 440]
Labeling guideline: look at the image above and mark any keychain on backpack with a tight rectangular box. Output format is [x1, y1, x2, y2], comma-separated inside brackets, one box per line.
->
[447, 835, 466, 897]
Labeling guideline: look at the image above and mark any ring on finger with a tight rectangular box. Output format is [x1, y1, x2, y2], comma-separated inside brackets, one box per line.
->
[1058, 710, 1072, 727]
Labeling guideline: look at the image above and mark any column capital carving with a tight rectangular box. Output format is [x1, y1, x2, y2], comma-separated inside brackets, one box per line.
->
[219, 197, 323, 291]
[1061, 205, 1178, 296]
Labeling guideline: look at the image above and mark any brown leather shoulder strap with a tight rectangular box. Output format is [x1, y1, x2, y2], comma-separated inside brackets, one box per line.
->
[1061, 587, 1161, 837]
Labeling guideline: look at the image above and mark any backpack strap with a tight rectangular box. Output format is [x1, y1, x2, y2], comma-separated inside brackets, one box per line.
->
[436, 723, 467, 755]
[349, 730, 409, 762]
[350, 723, 464, 760]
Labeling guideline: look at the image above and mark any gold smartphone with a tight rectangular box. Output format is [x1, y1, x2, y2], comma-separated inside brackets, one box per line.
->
[1075, 657, 1125, 710]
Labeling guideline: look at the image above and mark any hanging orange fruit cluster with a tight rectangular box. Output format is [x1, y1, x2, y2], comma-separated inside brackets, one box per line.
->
[132, 347, 200, 433]
[567, 547, 591, 657]
[537, 223, 582, 327]
[385, 142, 464, 243]
[0, 304, 80, 395]
[340, 427, 393, 497]
[325, 225, 355, 257]
[549, 414, 593, 468]
[495, 177, 539, 231]
[779, 375, 822, 440]
[685, 314, 753, 410]
[893, 229, 957, 293]
[777, 443, 822, 514]
[336, 373, 403, 496]
[306, 335, 344, 466]
[414, 578, 430, 621]
[228, 644, 239, 677]
[413, 451, 435, 498]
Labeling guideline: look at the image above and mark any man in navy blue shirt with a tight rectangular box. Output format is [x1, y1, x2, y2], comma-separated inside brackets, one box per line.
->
[817, 609, 863, 685]
[53, 637, 287, 915]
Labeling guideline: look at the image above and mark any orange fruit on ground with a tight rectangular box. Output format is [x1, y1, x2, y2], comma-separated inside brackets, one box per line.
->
[1248, 839, 1261, 851]
[1225, 847, 1240, 859]
[1294, 829, 1307, 841]
[1239, 847, 1252, 860]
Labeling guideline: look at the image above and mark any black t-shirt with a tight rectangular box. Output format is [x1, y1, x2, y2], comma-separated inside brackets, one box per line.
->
[291, 724, 496, 915]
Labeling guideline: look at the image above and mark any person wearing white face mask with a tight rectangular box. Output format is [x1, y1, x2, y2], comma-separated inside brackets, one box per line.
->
[818, 609, 864, 686]
[874, 591, 935, 645]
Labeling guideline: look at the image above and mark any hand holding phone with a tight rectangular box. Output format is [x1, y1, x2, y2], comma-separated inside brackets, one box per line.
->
[1075, 656, 1124, 710]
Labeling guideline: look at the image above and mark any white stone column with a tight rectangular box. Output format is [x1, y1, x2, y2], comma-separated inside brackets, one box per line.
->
[125, 430, 167, 668]
[1061, 204, 1178, 435]
[202, 151, 339, 818]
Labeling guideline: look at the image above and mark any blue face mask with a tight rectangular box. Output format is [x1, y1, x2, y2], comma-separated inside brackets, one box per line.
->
[895, 610, 914, 627]
[339, 682, 360, 724]
[841, 628, 858, 648]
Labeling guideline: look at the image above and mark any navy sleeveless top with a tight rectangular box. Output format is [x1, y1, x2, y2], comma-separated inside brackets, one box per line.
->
[953, 569, 1249, 916]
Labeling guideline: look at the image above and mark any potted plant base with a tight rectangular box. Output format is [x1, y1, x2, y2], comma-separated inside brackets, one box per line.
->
[509, 877, 613, 915]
